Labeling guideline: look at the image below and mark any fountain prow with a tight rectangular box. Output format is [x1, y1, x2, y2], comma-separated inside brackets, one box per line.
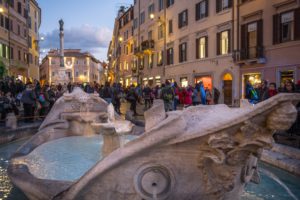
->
[7, 89, 300, 200]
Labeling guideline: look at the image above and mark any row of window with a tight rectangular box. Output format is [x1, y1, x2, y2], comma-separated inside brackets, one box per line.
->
[0, 13, 28, 39]
[129, 8, 299, 60]
[0, 0, 28, 19]
[51, 71, 98, 80]
[50, 60, 96, 66]
[0, 43, 35, 64]
[135, 0, 232, 29]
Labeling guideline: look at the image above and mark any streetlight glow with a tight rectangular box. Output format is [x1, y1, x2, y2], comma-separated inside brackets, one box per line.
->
[150, 13, 155, 20]
[118, 37, 123, 42]
[0, 7, 4, 13]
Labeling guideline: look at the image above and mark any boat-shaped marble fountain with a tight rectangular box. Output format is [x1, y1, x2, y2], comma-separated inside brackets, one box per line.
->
[7, 87, 300, 200]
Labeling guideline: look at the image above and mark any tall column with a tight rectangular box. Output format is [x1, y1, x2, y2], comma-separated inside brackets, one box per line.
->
[59, 19, 64, 67]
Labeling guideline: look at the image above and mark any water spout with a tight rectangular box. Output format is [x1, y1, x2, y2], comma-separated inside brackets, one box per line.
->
[152, 183, 158, 200]
[260, 168, 299, 200]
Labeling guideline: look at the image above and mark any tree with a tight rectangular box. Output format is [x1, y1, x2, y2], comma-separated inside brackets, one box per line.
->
[0, 60, 7, 79]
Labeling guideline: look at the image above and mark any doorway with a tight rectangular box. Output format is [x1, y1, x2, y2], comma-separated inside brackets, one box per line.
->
[223, 73, 233, 105]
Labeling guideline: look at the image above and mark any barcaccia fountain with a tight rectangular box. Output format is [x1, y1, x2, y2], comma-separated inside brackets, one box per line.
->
[7, 87, 300, 200]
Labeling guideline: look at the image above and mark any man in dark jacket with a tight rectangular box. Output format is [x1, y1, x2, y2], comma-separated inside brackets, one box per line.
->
[21, 83, 36, 123]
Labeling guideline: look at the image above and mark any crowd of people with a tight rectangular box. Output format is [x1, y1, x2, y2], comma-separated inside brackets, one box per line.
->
[245, 79, 300, 104]
[1, 76, 300, 125]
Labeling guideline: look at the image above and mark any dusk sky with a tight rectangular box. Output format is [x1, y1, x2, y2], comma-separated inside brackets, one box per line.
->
[39, 0, 133, 61]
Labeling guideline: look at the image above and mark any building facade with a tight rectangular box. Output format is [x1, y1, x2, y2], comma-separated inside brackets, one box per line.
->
[27, 0, 41, 81]
[235, 0, 300, 98]
[108, 0, 300, 105]
[108, 6, 135, 87]
[40, 49, 103, 85]
[0, 0, 41, 81]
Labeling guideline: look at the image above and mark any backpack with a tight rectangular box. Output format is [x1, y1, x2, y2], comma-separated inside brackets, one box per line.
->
[39, 93, 46, 103]
[162, 87, 174, 102]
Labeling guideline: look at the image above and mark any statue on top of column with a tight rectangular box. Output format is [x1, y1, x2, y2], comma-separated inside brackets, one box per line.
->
[59, 19, 64, 31]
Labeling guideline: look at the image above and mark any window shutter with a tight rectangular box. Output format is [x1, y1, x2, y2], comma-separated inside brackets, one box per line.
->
[167, 49, 170, 65]
[196, 3, 200, 21]
[186, 10, 189, 26]
[257, 19, 263, 45]
[205, 0, 209, 17]
[196, 38, 200, 59]
[216, 0, 221, 13]
[205, 36, 208, 58]
[179, 44, 182, 62]
[217, 32, 221, 55]
[241, 24, 247, 59]
[257, 19, 263, 57]
[228, 30, 231, 53]
[178, 13, 181, 28]
[294, 8, 300, 40]
[228, 0, 233, 8]
[273, 14, 280, 44]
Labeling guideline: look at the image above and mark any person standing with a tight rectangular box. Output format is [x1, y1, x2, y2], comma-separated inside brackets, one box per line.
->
[101, 82, 113, 104]
[199, 82, 206, 105]
[192, 84, 201, 106]
[127, 84, 138, 116]
[143, 85, 152, 110]
[268, 83, 278, 98]
[38, 86, 50, 117]
[160, 80, 174, 112]
[21, 83, 36, 123]
[258, 80, 269, 102]
[173, 82, 180, 111]
[284, 80, 296, 93]
[213, 87, 220, 104]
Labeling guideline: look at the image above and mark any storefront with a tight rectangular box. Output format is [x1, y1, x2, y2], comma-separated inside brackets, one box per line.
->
[180, 77, 188, 87]
[242, 73, 262, 98]
[142, 77, 157, 87]
[194, 75, 213, 90]
[155, 76, 161, 86]
[279, 70, 294, 84]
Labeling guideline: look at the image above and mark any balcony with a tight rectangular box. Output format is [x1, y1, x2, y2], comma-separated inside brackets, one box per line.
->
[272, 0, 297, 8]
[141, 40, 155, 51]
[234, 46, 265, 64]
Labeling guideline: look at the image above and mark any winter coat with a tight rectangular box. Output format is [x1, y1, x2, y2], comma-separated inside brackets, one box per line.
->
[182, 89, 192, 105]
[21, 88, 36, 105]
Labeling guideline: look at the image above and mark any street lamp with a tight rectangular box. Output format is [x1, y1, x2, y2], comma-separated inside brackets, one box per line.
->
[150, 13, 155, 20]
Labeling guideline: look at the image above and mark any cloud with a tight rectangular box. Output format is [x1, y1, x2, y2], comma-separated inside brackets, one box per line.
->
[40, 25, 112, 60]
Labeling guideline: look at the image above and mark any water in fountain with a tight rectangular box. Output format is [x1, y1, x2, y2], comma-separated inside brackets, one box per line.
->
[242, 162, 300, 200]
[16, 135, 138, 182]
[258, 169, 298, 200]
[1, 139, 300, 200]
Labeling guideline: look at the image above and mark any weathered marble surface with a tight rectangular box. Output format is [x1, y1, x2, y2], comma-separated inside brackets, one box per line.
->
[8, 89, 300, 200]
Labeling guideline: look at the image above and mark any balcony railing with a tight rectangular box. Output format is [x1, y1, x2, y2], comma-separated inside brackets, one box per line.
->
[141, 40, 155, 51]
[236, 46, 264, 62]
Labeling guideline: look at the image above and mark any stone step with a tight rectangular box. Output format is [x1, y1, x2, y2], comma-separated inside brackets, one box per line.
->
[271, 143, 300, 160]
[261, 149, 300, 176]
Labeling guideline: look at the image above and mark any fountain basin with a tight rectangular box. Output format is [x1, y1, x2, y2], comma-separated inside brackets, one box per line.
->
[12, 135, 137, 182]
[7, 88, 300, 200]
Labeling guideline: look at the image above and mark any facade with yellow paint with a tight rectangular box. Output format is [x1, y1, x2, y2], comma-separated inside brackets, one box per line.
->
[28, 0, 41, 81]
[40, 49, 103, 85]
[0, 0, 41, 81]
